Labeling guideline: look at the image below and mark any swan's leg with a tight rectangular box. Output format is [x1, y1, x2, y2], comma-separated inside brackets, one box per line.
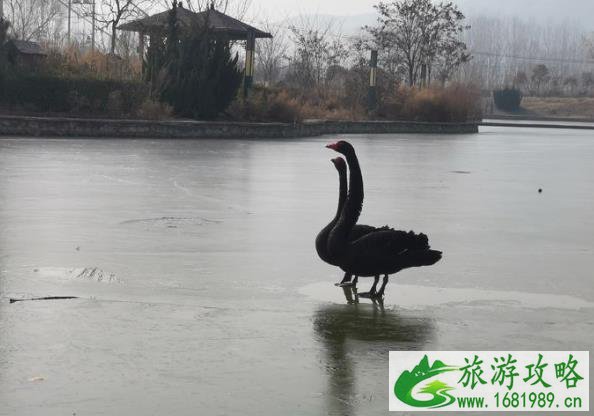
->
[335, 272, 353, 287]
[372, 297, 384, 309]
[375, 274, 389, 298]
[359, 275, 379, 298]
[352, 285, 359, 304]
[369, 275, 379, 294]
[341, 286, 355, 304]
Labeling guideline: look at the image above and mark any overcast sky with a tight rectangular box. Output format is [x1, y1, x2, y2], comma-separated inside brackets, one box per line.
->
[246, 0, 594, 27]
[247, 0, 376, 22]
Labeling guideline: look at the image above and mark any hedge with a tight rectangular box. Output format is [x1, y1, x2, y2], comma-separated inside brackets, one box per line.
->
[493, 87, 523, 112]
[0, 75, 149, 115]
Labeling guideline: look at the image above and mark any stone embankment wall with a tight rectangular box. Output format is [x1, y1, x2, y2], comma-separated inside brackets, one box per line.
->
[0, 115, 479, 138]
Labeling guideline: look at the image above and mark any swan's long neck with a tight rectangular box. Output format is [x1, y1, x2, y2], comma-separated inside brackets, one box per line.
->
[336, 165, 348, 219]
[328, 150, 364, 255]
[315, 165, 348, 261]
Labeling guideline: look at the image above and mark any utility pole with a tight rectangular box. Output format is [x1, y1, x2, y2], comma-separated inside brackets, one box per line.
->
[67, 0, 72, 43]
[72, 0, 96, 50]
[1, 0, 4, 20]
[91, 0, 96, 50]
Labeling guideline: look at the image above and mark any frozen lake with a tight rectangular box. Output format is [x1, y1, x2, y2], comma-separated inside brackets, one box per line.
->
[1, 127, 593, 415]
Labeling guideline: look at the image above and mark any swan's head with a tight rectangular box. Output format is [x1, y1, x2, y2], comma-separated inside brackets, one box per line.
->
[326, 140, 355, 156]
[331, 157, 346, 172]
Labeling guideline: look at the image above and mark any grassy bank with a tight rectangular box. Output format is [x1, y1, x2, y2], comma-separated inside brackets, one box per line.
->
[521, 97, 594, 120]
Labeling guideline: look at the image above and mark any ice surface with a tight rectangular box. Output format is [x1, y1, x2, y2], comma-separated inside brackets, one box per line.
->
[1, 128, 593, 415]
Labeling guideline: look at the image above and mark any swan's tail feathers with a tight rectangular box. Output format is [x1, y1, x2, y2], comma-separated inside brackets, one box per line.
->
[424, 250, 442, 265]
[408, 231, 430, 250]
[405, 249, 442, 267]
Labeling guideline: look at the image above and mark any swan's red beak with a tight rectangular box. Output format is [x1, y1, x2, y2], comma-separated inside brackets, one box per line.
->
[326, 142, 339, 151]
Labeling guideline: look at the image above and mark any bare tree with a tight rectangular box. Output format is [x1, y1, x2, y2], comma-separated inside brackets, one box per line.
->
[367, 0, 470, 86]
[458, 16, 591, 91]
[254, 21, 286, 85]
[584, 33, 594, 59]
[583, 72, 594, 89]
[97, 0, 150, 54]
[563, 76, 578, 95]
[513, 71, 528, 89]
[531, 64, 549, 94]
[5, 0, 63, 41]
[285, 19, 348, 90]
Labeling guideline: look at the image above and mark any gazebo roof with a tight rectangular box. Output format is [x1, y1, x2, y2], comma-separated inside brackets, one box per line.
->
[8, 39, 46, 56]
[118, 6, 272, 40]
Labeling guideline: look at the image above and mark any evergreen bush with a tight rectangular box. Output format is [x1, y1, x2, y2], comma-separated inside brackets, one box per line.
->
[493, 87, 523, 112]
[152, 3, 243, 119]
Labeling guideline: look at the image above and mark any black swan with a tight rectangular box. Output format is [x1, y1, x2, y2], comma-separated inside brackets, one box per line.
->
[326, 140, 442, 298]
[315, 157, 387, 286]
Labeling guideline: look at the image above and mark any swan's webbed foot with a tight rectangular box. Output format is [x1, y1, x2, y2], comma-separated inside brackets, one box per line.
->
[373, 275, 389, 299]
[336, 274, 358, 287]
[335, 272, 352, 287]
[371, 297, 385, 308]
[358, 291, 375, 298]
[358, 275, 379, 298]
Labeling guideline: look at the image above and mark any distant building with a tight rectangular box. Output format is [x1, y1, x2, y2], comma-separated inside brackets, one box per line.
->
[6, 40, 47, 69]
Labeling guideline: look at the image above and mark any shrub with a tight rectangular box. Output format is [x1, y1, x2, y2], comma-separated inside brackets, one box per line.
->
[0, 75, 149, 115]
[378, 84, 481, 122]
[106, 91, 124, 115]
[228, 87, 367, 123]
[136, 98, 173, 120]
[0, 18, 9, 78]
[230, 83, 484, 123]
[228, 87, 303, 123]
[67, 90, 91, 113]
[43, 45, 141, 80]
[493, 87, 523, 112]
[267, 91, 303, 123]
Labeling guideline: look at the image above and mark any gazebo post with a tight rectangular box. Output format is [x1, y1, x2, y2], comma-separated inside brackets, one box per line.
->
[368, 50, 378, 112]
[138, 31, 145, 58]
[243, 30, 255, 98]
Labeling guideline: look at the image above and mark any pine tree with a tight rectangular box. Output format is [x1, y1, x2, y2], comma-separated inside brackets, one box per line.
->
[157, 5, 242, 119]
[0, 19, 11, 81]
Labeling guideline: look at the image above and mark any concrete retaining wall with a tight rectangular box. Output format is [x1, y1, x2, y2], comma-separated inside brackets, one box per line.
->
[0, 115, 478, 138]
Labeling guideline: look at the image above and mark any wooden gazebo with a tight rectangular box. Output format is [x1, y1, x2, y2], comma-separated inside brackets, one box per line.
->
[118, 3, 272, 94]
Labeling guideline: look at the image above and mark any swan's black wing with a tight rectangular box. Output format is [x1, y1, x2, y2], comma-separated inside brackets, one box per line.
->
[347, 229, 441, 274]
[348, 224, 391, 242]
[350, 229, 431, 260]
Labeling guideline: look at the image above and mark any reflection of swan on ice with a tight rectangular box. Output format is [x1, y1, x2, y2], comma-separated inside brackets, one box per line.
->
[312, 287, 435, 415]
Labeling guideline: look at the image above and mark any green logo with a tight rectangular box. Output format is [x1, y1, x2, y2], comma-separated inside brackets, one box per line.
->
[394, 355, 459, 409]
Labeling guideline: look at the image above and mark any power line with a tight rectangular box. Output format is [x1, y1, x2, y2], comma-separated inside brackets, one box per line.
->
[250, 22, 594, 66]
[127, 0, 150, 18]
[470, 51, 594, 65]
[250, 18, 353, 41]
[55, 0, 111, 37]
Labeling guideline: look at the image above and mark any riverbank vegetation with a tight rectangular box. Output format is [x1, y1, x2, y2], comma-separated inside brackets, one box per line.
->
[520, 96, 594, 119]
[1, 0, 482, 122]
[2, 0, 594, 122]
